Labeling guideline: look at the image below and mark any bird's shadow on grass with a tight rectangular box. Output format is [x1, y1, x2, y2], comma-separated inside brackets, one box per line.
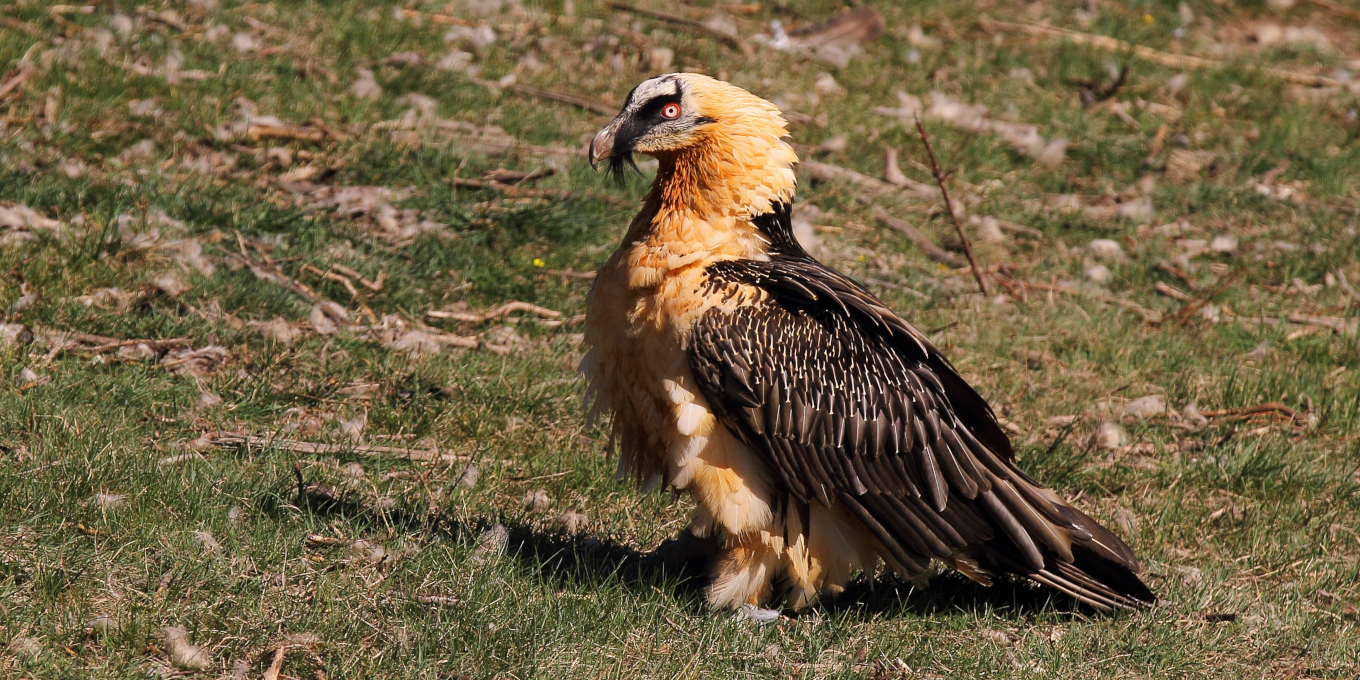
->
[260, 470, 1097, 622]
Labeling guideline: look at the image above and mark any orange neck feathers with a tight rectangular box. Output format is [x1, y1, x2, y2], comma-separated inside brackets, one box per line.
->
[652, 126, 798, 223]
[634, 76, 799, 262]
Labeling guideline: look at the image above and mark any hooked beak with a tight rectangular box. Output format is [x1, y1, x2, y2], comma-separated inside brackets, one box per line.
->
[588, 124, 617, 172]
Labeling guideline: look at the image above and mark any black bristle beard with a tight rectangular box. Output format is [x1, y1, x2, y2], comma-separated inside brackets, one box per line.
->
[608, 152, 641, 187]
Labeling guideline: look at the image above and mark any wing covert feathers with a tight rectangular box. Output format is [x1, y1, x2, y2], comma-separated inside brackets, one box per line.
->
[688, 247, 1154, 610]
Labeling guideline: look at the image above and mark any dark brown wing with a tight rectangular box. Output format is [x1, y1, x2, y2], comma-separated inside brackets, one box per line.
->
[688, 253, 1154, 610]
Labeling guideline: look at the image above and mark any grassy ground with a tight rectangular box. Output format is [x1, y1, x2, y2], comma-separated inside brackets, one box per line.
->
[1, 0, 1359, 677]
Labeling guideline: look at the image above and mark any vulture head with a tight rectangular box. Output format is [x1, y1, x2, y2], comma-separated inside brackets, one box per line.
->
[589, 73, 789, 185]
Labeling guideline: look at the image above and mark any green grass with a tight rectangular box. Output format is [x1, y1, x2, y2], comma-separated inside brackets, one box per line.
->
[2, 0, 1359, 677]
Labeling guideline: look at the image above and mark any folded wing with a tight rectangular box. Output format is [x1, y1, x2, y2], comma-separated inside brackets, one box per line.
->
[688, 253, 1154, 610]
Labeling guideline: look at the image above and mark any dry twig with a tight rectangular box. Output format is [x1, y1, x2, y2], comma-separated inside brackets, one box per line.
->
[1172, 272, 1236, 327]
[604, 1, 751, 54]
[391, 8, 473, 26]
[1284, 312, 1358, 335]
[426, 301, 562, 324]
[802, 159, 938, 199]
[55, 330, 191, 354]
[915, 115, 988, 295]
[231, 232, 322, 304]
[232, 232, 378, 324]
[980, 19, 1341, 88]
[870, 206, 960, 266]
[539, 268, 598, 280]
[1199, 402, 1310, 427]
[1156, 260, 1203, 291]
[452, 177, 631, 207]
[0, 62, 33, 99]
[1304, 0, 1360, 22]
[1154, 281, 1193, 302]
[246, 122, 327, 142]
[505, 84, 616, 116]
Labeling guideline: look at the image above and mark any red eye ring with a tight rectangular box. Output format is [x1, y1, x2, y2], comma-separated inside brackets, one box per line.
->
[661, 103, 682, 119]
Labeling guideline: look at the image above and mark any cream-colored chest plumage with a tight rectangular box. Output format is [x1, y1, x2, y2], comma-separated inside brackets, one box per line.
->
[581, 120, 797, 531]
[579, 76, 862, 608]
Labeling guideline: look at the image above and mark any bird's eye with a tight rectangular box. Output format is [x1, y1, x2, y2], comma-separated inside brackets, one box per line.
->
[661, 103, 681, 119]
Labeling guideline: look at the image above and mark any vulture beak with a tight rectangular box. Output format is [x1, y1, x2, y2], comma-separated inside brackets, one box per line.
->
[588, 123, 618, 172]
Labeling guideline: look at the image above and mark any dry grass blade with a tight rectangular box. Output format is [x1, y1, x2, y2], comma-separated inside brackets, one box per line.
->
[604, 2, 750, 54]
[262, 645, 285, 680]
[980, 19, 1341, 88]
[210, 431, 468, 462]
[914, 115, 988, 295]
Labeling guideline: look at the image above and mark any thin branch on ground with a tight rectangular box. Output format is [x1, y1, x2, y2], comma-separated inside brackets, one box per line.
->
[262, 646, 286, 680]
[538, 268, 598, 280]
[1156, 260, 1203, 291]
[246, 121, 327, 142]
[1153, 281, 1193, 302]
[231, 232, 378, 324]
[0, 62, 33, 99]
[504, 83, 617, 116]
[1281, 312, 1358, 335]
[426, 301, 562, 324]
[979, 18, 1341, 88]
[604, 2, 751, 54]
[231, 231, 321, 305]
[914, 114, 989, 295]
[482, 168, 555, 185]
[1172, 272, 1237, 327]
[391, 8, 474, 26]
[57, 330, 191, 353]
[452, 177, 632, 207]
[1199, 402, 1310, 427]
[870, 205, 961, 267]
[30, 328, 192, 366]
[1304, 0, 1360, 22]
[802, 159, 938, 199]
